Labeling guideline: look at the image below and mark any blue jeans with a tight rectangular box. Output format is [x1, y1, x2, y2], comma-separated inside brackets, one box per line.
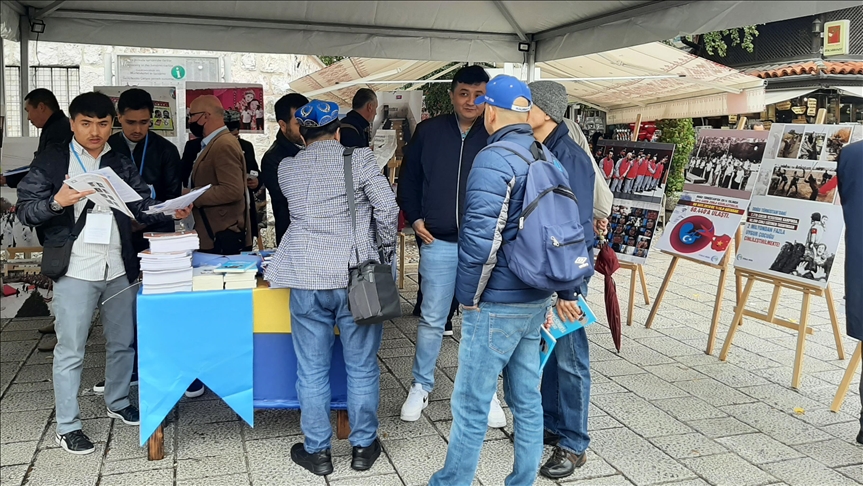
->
[542, 281, 591, 455]
[412, 239, 458, 392]
[290, 289, 383, 452]
[429, 298, 551, 486]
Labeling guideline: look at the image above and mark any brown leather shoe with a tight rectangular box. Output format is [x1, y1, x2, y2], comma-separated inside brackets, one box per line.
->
[37, 336, 56, 352]
[38, 323, 55, 334]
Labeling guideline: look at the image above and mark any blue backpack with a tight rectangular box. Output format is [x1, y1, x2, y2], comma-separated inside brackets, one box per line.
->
[492, 140, 594, 293]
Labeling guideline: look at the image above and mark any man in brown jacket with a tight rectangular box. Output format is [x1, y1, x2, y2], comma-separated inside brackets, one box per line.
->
[187, 95, 251, 254]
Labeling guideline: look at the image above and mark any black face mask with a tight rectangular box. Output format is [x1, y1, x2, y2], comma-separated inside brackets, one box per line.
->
[189, 119, 205, 139]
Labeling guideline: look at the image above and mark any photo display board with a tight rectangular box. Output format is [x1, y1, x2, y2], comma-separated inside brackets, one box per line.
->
[186, 83, 265, 134]
[657, 129, 768, 264]
[735, 124, 862, 288]
[594, 140, 675, 264]
[95, 86, 178, 138]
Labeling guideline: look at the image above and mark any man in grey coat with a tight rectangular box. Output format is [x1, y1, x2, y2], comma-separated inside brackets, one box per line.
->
[836, 139, 862, 444]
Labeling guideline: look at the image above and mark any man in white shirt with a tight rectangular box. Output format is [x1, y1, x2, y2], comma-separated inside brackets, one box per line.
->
[15, 92, 190, 455]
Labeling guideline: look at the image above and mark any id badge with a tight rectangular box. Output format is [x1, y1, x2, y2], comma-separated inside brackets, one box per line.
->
[84, 208, 113, 245]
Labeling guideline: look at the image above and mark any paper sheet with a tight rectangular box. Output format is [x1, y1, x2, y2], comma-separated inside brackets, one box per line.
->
[144, 185, 211, 215]
[65, 171, 135, 218]
[372, 130, 397, 170]
[89, 167, 142, 202]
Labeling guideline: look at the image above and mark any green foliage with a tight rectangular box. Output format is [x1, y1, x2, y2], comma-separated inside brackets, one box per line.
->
[691, 26, 759, 57]
[319, 56, 345, 67]
[656, 118, 695, 197]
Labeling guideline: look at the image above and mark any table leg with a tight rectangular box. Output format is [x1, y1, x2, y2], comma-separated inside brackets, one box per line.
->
[336, 410, 351, 440]
[147, 424, 164, 461]
[831, 342, 862, 412]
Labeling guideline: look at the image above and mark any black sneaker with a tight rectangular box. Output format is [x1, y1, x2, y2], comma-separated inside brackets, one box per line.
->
[93, 373, 138, 395]
[107, 405, 140, 425]
[539, 446, 587, 479]
[55, 430, 95, 455]
[351, 438, 381, 471]
[290, 443, 333, 476]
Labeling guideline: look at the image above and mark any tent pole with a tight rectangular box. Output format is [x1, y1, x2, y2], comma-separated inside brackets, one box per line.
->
[1, 36, 6, 123]
[19, 13, 31, 137]
[526, 42, 536, 82]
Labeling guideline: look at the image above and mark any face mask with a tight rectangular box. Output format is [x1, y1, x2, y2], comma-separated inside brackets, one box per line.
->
[189, 119, 205, 139]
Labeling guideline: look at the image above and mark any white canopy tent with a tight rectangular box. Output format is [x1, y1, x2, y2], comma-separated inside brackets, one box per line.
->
[287, 42, 766, 124]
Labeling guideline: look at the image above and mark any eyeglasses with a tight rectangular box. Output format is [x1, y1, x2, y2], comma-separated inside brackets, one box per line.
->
[187, 111, 206, 120]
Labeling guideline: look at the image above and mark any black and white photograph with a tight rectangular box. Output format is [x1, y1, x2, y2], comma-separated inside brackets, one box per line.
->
[595, 140, 675, 205]
[683, 129, 767, 199]
[776, 125, 803, 159]
[752, 160, 838, 203]
[595, 200, 661, 264]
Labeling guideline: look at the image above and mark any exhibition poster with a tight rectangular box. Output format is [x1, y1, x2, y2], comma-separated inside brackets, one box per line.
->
[95, 86, 178, 138]
[594, 139, 674, 264]
[186, 83, 265, 133]
[656, 192, 747, 266]
[734, 124, 862, 288]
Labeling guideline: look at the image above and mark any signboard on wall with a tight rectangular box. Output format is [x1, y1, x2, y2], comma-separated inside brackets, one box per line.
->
[117, 55, 222, 86]
[823, 20, 850, 57]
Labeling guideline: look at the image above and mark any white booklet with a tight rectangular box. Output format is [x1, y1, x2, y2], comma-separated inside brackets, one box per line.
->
[144, 185, 211, 215]
[65, 167, 135, 218]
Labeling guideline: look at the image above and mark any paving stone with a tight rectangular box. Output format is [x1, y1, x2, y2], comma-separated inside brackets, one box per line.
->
[102, 455, 174, 476]
[0, 464, 28, 486]
[643, 364, 705, 383]
[0, 440, 38, 466]
[716, 433, 805, 464]
[178, 473, 251, 486]
[328, 448, 397, 482]
[0, 341, 36, 364]
[588, 428, 696, 485]
[329, 474, 405, 486]
[591, 380, 630, 395]
[177, 421, 244, 460]
[105, 419, 174, 461]
[612, 374, 689, 400]
[242, 409, 302, 441]
[790, 407, 859, 427]
[721, 403, 832, 446]
[379, 387, 408, 418]
[836, 464, 863, 483]
[0, 361, 22, 395]
[0, 388, 55, 413]
[177, 454, 248, 481]
[379, 414, 438, 441]
[792, 438, 863, 468]
[0, 330, 41, 342]
[682, 452, 777, 486]
[821, 420, 863, 445]
[100, 468, 174, 486]
[592, 393, 692, 438]
[379, 372, 401, 390]
[762, 457, 859, 486]
[651, 396, 727, 422]
[686, 417, 757, 438]
[590, 359, 648, 377]
[559, 474, 634, 486]
[0, 409, 52, 443]
[690, 363, 772, 388]
[246, 436, 326, 486]
[616, 341, 677, 365]
[541, 449, 618, 482]
[673, 378, 757, 407]
[588, 415, 624, 431]
[178, 397, 239, 426]
[432, 420, 507, 443]
[4, 381, 54, 394]
[27, 444, 105, 486]
[384, 434, 448, 486]
[2, 318, 53, 332]
[648, 433, 728, 459]
[422, 400, 452, 422]
[12, 364, 53, 383]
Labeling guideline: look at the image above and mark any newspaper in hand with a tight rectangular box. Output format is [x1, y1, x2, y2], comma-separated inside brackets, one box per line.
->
[64, 168, 135, 218]
[143, 185, 211, 215]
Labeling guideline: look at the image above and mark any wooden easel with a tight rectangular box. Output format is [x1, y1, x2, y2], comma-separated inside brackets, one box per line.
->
[719, 268, 845, 389]
[831, 342, 861, 412]
[645, 227, 743, 355]
[619, 261, 651, 327]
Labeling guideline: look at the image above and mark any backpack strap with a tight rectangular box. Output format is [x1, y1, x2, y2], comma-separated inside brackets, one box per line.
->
[482, 140, 549, 165]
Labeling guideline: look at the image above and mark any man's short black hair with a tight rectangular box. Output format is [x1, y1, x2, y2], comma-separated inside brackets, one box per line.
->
[450, 65, 490, 91]
[69, 92, 117, 120]
[117, 88, 154, 115]
[300, 120, 340, 142]
[24, 88, 60, 112]
[352, 88, 377, 110]
[275, 93, 310, 123]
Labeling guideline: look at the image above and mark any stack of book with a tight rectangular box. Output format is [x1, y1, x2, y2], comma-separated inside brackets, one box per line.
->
[138, 231, 200, 295]
[215, 261, 258, 290]
[192, 266, 224, 292]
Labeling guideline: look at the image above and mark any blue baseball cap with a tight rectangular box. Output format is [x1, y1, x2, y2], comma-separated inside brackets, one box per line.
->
[473, 75, 532, 113]
[295, 100, 339, 127]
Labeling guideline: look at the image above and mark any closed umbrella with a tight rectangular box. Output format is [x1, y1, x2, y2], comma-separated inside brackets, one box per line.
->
[594, 242, 622, 352]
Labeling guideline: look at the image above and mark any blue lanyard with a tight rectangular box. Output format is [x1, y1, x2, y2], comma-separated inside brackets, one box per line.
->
[131, 133, 149, 175]
[71, 143, 90, 172]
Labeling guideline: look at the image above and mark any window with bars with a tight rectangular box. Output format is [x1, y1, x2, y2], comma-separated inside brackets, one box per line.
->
[3, 65, 80, 137]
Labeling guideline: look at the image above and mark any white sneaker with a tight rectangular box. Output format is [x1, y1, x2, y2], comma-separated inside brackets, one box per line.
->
[400, 383, 429, 422]
[488, 393, 506, 428]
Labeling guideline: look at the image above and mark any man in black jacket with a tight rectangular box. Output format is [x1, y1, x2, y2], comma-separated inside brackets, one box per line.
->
[2, 89, 73, 189]
[261, 93, 308, 245]
[108, 88, 183, 253]
[225, 110, 262, 245]
[16, 92, 190, 455]
[396, 66, 507, 428]
[340, 88, 377, 149]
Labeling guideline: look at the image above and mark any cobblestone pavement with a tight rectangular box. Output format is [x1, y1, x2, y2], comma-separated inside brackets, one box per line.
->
[1, 240, 860, 486]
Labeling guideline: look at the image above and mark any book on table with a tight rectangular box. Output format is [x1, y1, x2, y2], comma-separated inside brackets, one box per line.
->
[192, 266, 224, 291]
[144, 230, 200, 253]
[214, 260, 258, 273]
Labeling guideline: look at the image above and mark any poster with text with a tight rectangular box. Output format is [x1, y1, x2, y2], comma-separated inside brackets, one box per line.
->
[95, 86, 178, 139]
[593, 199, 661, 265]
[656, 192, 747, 265]
[735, 198, 844, 288]
[595, 140, 675, 205]
[186, 83, 264, 133]
[684, 129, 768, 200]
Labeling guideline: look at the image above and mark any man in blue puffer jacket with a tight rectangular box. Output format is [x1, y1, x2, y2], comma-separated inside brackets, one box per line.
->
[430, 75, 554, 486]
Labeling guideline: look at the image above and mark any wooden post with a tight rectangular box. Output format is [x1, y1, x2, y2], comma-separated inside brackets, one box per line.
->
[791, 292, 812, 389]
[637, 265, 650, 305]
[719, 276, 755, 361]
[147, 424, 165, 461]
[336, 410, 351, 440]
[815, 108, 827, 125]
[631, 114, 642, 142]
[831, 342, 862, 412]
[735, 116, 747, 130]
[706, 257, 729, 355]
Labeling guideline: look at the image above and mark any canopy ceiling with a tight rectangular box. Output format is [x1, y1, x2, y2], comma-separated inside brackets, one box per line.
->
[4, 1, 860, 63]
[287, 42, 766, 124]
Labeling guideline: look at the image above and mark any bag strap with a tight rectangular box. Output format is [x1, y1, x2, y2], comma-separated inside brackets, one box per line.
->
[482, 140, 548, 165]
[197, 206, 216, 241]
[70, 200, 96, 239]
[343, 147, 362, 265]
